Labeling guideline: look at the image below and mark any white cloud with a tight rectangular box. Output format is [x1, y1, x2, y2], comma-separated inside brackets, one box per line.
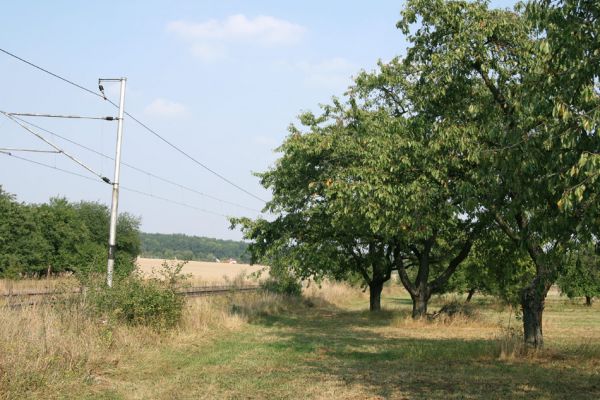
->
[144, 98, 188, 118]
[168, 15, 305, 45]
[167, 14, 306, 61]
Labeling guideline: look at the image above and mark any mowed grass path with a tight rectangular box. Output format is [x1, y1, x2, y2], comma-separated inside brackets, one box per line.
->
[86, 292, 600, 400]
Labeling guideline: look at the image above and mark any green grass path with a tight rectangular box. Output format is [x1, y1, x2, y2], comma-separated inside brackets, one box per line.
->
[85, 303, 600, 400]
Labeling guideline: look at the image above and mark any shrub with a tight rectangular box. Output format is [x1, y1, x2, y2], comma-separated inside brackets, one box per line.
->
[261, 275, 302, 296]
[86, 274, 184, 330]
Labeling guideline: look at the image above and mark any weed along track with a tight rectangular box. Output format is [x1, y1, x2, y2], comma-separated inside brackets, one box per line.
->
[1, 284, 260, 309]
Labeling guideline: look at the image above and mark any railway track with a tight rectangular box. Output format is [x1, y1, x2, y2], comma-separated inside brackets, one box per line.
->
[0, 284, 261, 309]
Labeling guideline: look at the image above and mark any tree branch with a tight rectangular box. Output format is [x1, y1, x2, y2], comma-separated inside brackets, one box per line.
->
[379, 86, 407, 116]
[429, 238, 474, 293]
[409, 245, 421, 259]
[394, 248, 417, 297]
[492, 211, 521, 243]
[348, 245, 372, 285]
[473, 61, 515, 119]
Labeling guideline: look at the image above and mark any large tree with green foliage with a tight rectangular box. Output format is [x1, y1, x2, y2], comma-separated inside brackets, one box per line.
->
[74, 201, 141, 276]
[558, 240, 600, 306]
[234, 106, 400, 311]
[0, 188, 49, 277]
[390, 0, 599, 347]
[348, 57, 491, 317]
[445, 229, 535, 306]
[235, 89, 481, 314]
[0, 188, 140, 278]
[35, 198, 93, 275]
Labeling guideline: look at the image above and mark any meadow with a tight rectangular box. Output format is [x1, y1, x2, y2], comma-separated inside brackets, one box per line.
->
[0, 278, 599, 399]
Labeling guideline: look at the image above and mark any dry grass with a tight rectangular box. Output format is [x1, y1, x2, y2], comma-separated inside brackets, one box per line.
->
[0, 290, 287, 399]
[177, 291, 297, 340]
[0, 301, 123, 397]
[0, 275, 79, 296]
[1, 277, 599, 399]
[303, 280, 368, 307]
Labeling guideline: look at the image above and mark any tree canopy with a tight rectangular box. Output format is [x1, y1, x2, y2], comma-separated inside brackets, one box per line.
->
[0, 187, 140, 278]
[234, 0, 599, 348]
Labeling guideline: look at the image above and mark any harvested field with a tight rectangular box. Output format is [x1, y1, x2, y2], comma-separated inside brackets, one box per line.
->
[135, 257, 267, 284]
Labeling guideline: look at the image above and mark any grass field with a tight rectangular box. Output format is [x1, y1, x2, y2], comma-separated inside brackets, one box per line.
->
[1, 280, 599, 399]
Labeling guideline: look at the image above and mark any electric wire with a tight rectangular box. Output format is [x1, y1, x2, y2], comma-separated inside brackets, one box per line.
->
[0, 151, 232, 218]
[0, 150, 98, 182]
[117, 109, 269, 204]
[0, 47, 269, 204]
[120, 187, 228, 218]
[0, 48, 103, 99]
[6, 112, 117, 121]
[0, 147, 60, 154]
[1, 111, 112, 184]
[12, 116, 264, 214]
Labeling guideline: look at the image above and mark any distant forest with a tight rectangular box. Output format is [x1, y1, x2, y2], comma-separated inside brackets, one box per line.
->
[139, 233, 250, 263]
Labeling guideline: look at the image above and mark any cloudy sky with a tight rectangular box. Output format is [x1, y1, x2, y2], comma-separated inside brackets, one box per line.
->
[0, 0, 516, 240]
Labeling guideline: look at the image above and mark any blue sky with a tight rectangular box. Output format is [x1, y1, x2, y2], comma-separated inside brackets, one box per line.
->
[0, 0, 516, 240]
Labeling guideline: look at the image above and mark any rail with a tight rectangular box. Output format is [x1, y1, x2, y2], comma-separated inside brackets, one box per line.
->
[0, 284, 261, 309]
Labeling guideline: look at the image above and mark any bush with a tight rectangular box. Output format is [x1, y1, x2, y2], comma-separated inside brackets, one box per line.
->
[261, 275, 302, 296]
[86, 274, 184, 330]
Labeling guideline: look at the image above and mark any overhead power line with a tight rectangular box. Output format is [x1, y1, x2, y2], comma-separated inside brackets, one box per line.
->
[6, 112, 117, 121]
[0, 47, 268, 204]
[0, 48, 103, 99]
[117, 110, 268, 203]
[12, 116, 264, 214]
[1, 111, 111, 184]
[0, 151, 231, 218]
[120, 187, 228, 218]
[0, 150, 99, 182]
[0, 147, 60, 154]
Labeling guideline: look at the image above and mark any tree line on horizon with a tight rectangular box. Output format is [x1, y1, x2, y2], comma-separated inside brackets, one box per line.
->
[140, 232, 250, 263]
[0, 188, 252, 278]
[233, 0, 600, 348]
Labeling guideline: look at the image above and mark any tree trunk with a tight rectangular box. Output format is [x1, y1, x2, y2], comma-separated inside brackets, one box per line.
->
[369, 280, 384, 311]
[411, 292, 429, 318]
[521, 283, 549, 349]
[585, 296, 593, 306]
[466, 288, 476, 303]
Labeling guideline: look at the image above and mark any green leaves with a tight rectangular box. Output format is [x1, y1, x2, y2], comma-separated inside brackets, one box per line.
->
[236, 0, 598, 323]
[0, 188, 141, 278]
[557, 240, 600, 300]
